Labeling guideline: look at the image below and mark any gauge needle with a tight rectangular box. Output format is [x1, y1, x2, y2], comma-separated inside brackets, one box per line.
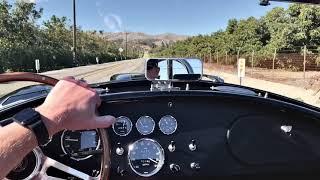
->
[148, 158, 158, 164]
[65, 138, 79, 142]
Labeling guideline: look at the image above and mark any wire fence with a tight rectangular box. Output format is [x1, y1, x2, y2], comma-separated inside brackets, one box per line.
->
[198, 46, 319, 73]
[188, 46, 320, 92]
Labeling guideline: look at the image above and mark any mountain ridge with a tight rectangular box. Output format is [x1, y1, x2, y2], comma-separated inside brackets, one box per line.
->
[103, 32, 189, 42]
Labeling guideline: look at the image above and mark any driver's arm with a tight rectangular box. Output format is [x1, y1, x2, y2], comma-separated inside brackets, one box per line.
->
[0, 122, 38, 178]
[0, 77, 116, 178]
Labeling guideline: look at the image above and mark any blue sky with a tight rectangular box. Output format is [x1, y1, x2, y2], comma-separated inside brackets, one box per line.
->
[28, 0, 288, 35]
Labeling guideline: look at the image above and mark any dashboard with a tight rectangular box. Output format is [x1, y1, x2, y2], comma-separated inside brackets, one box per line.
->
[99, 91, 320, 179]
[2, 90, 320, 180]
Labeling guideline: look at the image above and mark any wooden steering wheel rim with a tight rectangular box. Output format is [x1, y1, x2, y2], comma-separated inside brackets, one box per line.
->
[0, 72, 110, 180]
[0, 72, 59, 86]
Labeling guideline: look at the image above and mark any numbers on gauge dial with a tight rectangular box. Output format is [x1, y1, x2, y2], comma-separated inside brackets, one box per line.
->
[159, 115, 178, 135]
[113, 116, 133, 136]
[136, 116, 155, 135]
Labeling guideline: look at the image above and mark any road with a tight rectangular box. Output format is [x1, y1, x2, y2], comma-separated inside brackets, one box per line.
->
[0, 59, 145, 97]
[1, 58, 319, 108]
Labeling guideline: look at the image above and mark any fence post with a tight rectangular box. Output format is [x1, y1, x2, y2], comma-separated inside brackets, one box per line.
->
[210, 51, 212, 63]
[225, 51, 228, 65]
[272, 48, 277, 71]
[216, 51, 219, 64]
[251, 50, 255, 75]
[237, 49, 240, 61]
[303, 45, 307, 79]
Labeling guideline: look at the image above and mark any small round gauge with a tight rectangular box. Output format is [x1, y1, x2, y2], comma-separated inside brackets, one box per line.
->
[61, 130, 100, 161]
[128, 138, 165, 177]
[113, 116, 133, 136]
[136, 116, 155, 135]
[159, 115, 178, 135]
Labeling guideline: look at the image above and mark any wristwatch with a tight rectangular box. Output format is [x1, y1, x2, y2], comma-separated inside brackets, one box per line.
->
[12, 108, 51, 146]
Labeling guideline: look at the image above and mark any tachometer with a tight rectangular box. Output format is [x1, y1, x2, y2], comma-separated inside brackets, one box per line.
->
[159, 115, 178, 135]
[113, 116, 133, 136]
[136, 116, 155, 135]
[61, 130, 100, 161]
[128, 138, 165, 177]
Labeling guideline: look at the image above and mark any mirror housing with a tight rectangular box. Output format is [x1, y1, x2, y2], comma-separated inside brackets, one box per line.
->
[145, 58, 203, 81]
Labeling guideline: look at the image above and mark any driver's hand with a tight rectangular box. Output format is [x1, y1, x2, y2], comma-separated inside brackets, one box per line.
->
[35, 77, 116, 137]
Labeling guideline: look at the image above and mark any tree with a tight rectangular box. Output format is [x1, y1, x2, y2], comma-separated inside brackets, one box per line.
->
[0, 1, 121, 72]
[154, 4, 320, 66]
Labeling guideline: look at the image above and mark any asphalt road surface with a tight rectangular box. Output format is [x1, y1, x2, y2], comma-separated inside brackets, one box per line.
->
[0, 59, 145, 97]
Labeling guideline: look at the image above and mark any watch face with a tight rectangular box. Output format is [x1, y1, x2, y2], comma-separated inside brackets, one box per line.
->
[14, 108, 41, 125]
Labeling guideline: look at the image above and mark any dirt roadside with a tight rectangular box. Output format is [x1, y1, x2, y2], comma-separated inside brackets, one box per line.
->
[204, 67, 320, 108]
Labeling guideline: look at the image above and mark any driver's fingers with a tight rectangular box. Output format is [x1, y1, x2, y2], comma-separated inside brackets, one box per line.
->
[63, 77, 92, 90]
[93, 115, 116, 128]
[96, 95, 102, 107]
[63, 76, 76, 80]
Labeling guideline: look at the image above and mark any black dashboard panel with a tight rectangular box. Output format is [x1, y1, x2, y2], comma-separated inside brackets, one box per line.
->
[2, 86, 320, 180]
[99, 92, 320, 179]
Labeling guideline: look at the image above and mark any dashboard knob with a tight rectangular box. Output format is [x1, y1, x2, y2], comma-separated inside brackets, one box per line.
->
[189, 140, 197, 151]
[117, 166, 125, 176]
[116, 143, 124, 156]
[190, 162, 200, 170]
[168, 141, 176, 152]
[170, 163, 181, 173]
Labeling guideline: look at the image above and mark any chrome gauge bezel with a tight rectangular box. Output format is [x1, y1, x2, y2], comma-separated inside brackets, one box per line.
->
[60, 129, 101, 161]
[159, 115, 178, 135]
[128, 138, 165, 177]
[112, 116, 133, 136]
[136, 116, 155, 135]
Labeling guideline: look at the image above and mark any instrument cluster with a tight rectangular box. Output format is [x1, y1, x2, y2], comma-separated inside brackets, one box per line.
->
[112, 115, 178, 136]
[112, 115, 178, 177]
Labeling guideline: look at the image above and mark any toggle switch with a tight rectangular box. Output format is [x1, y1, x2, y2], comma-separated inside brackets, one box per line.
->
[170, 163, 181, 173]
[116, 143, 124, 156]
[168, 141, 176, 152]
[190, 162, 200, 170]
[117, 166, 125, 176]
[189, 140, 197, 151]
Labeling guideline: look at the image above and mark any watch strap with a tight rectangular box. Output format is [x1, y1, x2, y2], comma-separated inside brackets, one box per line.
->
[0, 118, 13, 127]
[13, 108, 51, 146]
[28, 119, 51, 146]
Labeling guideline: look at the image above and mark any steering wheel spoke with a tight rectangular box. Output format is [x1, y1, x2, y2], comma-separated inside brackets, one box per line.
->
[37, 154, 99, 180]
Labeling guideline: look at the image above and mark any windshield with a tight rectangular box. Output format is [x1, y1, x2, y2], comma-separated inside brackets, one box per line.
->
[0, 0, 320, 107]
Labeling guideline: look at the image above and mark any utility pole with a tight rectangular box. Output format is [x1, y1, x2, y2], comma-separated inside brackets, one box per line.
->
[72, 0, 77, 66]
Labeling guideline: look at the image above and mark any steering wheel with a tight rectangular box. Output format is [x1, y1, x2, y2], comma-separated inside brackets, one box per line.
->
[0, 72, 111, 180]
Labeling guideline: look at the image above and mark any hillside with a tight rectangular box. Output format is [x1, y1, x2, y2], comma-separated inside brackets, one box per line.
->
[103, 32, 188, 50]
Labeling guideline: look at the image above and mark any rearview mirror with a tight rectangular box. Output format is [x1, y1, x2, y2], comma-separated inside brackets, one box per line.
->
[145, 58, 203, 81]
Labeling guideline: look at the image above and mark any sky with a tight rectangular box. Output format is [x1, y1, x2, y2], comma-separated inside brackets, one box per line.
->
[19, 0, 288, 36]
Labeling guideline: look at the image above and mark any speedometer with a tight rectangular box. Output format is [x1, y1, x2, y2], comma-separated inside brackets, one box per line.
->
[61, 130, 100, 161]
[159, 115, 178, 135]
[128, 138, 165, 177]
[136, 116, 155, 135]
